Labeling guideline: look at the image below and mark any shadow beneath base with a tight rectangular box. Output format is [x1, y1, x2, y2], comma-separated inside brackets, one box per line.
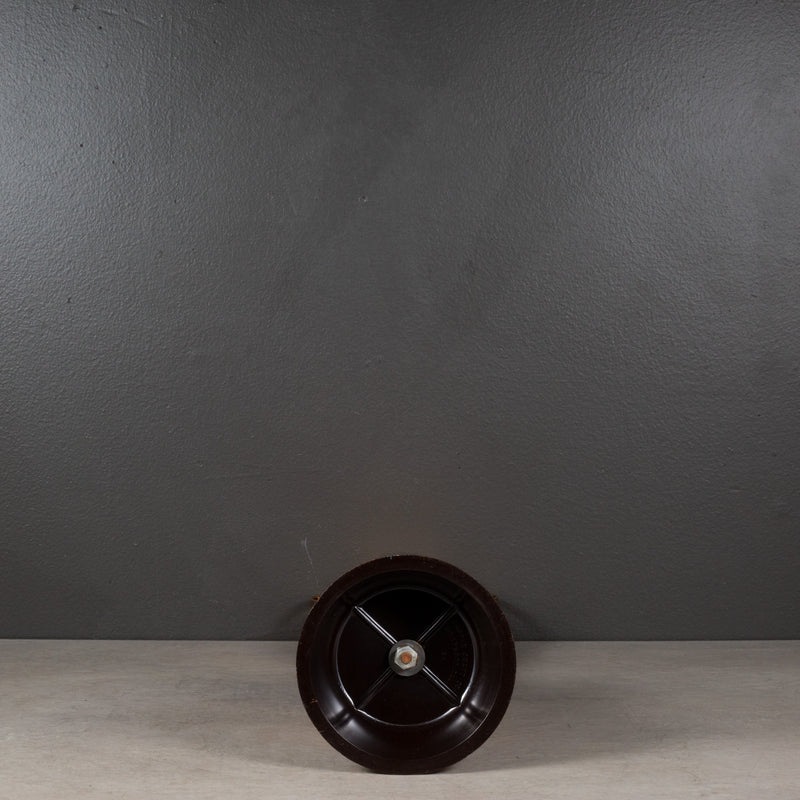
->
[452, 642, 679, 773]
[135, 642, 691, 774]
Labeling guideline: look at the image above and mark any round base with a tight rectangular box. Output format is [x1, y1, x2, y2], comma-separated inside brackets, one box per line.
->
[296, 555, 516, 773]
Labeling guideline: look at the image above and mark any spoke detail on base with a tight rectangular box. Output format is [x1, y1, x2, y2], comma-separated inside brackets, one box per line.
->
[352, 605, 397, 646]
[460, 700, 483, 726]
[421, 666, 460, 705]
[355, 667, 394, 710]
[417, 603, 460, 645]
[327, 705, 356, 729]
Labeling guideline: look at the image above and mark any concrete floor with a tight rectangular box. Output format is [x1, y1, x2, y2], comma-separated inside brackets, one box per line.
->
[1, 640, 798, 799]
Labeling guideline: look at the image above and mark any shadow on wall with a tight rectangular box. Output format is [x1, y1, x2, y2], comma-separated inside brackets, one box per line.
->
[245, 599, 316, 641]
[499, 598, 557, 641]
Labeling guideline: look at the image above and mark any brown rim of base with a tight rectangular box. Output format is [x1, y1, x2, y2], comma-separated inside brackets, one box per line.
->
[296, 554, 516, 774]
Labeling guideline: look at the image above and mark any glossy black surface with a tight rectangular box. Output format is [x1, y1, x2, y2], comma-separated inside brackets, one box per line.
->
[337, 589, 470, 724]
[297, 556, 516, 773]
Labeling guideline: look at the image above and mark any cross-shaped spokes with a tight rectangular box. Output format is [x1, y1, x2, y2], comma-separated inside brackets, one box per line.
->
[348, 600, 465, 714]
[297, 555, 515, 772]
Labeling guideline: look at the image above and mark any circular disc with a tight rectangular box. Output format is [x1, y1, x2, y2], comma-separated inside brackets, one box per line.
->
[296, 555, 516, 773]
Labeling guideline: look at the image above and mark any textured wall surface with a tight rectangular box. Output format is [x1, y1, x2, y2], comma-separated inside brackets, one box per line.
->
[2, 1, 799, 639]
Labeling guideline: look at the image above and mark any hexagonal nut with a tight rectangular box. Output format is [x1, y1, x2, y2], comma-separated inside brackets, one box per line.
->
[393, 645, 419, 670]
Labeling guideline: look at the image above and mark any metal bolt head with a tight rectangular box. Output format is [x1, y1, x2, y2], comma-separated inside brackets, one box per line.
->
[388, 639, 425, 676]
[394, 645, 418, 670]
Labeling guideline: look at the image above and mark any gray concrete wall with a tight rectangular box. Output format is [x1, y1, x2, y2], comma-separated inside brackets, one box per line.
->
[2, 0, 799, 639]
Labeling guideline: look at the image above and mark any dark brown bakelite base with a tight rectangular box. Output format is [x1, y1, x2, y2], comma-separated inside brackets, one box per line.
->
[296, 555, 516, 773]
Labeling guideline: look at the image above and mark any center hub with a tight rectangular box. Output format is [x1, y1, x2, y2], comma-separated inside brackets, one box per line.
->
[388, 639, 426, 677]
